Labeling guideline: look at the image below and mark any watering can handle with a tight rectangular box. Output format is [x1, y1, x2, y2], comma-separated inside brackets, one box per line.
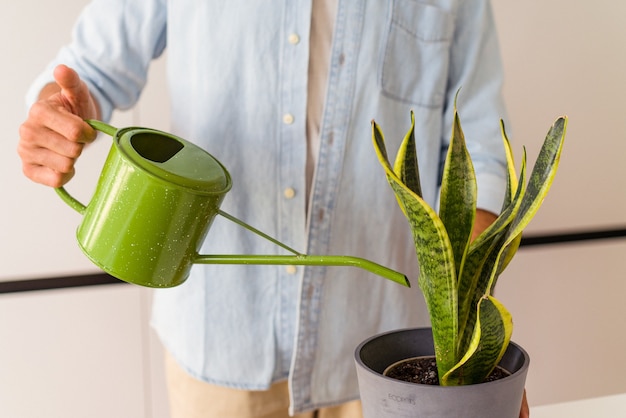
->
[54, 120, 118, 214]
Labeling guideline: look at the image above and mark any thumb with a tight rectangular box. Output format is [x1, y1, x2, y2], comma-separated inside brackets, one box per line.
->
[53, 64, 96, 118]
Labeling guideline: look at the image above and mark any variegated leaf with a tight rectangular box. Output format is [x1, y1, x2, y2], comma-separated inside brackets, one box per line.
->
[439, 109, 476, 280]
[442, 295, 513, 385]
[372, 120, 458, 375]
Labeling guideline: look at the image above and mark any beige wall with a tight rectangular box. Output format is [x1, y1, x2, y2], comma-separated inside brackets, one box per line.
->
[493, 0, 626, 231]
[0, 286, 169, 417]
[0, 1, 171, 281]
[0, 1, 171, 417]
[491, 0, 626, 407]
[0, 0, 624, 415]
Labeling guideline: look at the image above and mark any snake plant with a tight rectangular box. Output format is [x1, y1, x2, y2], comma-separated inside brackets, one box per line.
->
[372, 104, 567, 385]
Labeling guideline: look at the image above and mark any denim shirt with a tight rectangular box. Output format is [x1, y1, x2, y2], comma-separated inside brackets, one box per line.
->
[28, 0, 508, 413]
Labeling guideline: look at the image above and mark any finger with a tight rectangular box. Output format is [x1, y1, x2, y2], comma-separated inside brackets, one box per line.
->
[27, 99, 97, 146]
[18, 121, 79, 187]
[21, 161, 76, 188]
[18, 134, 81, 173]
[53, 64, 98, 119]
[19, 116, 87, 160]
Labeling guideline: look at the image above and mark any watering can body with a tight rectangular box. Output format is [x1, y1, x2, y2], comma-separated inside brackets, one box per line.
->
[57, 121, 232, 287]
[56, 121, 409, 288]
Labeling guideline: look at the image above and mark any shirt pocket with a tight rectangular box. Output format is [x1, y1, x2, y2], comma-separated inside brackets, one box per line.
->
[379, 0, 455, 108]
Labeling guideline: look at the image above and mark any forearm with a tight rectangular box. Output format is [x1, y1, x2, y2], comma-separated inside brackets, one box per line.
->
[471, 209, 498, 241]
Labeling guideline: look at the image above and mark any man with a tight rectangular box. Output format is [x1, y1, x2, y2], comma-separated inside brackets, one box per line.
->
[19, 1, 527, 416]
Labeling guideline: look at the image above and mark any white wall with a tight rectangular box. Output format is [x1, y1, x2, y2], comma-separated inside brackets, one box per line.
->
[0, 0, 625, 415]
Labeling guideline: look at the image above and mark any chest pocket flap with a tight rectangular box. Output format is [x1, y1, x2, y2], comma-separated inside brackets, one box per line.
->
[380, 0, 455, 108]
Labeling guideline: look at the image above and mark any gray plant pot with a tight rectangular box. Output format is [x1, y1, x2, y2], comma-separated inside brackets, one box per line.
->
[355, 327, 529, 418]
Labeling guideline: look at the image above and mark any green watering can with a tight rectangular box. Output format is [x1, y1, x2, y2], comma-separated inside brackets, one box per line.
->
[55, 121, 410, 288]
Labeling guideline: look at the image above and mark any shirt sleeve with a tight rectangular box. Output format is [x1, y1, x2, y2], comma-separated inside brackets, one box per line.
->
[440, 0, 509, 215]
[26, 0, 167, 122]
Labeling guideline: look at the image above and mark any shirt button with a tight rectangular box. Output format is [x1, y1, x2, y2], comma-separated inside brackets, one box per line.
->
[288, 33, 300, 45]
[282, 113, 294, 125]
[286, 265, 297, 275]
[283, 188, 296, 199]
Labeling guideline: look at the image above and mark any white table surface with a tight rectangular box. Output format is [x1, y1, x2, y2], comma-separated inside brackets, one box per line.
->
[532, 393, 626, 417]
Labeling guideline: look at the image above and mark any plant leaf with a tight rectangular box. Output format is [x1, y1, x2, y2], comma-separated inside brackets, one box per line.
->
[456, 155, 527, 354]
[442, 295, 513, 385]
[494, 231, 522, 284]
[487, 116, 567, 291]
[372, 120, 458, 376]
[372, 121, 408, 218]
[457, 117, 566, 364]
[456, 231, 508, 355]
[439, 109, 477, 281]
[500, 120, 519, 211]
[508, 117, 567, 238]
[393, 111, 422, 197]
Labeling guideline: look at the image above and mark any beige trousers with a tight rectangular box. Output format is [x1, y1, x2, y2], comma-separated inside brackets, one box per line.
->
[165, 351, 363, 418]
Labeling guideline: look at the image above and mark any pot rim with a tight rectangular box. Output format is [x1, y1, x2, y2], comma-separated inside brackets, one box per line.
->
[355, 327, 530, 390]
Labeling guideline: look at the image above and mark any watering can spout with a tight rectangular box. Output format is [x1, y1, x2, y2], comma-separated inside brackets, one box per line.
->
[193, 254, 410, 287]
[210, 210, 410, 287]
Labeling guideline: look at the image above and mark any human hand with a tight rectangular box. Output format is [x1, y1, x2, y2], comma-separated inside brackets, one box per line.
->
[18, 64, 99, 187]
[471, 209, 498, 241]
[519, 389, 529, 418]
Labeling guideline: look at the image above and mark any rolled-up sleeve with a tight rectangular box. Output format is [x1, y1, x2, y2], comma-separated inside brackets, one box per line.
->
[440, 0, 509, 215]
[26, 0, 167, 122]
